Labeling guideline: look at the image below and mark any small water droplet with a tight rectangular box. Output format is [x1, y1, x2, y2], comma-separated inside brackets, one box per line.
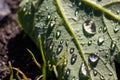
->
[116, 10, 120, 14]
[109, 72, 113, 76]
[71, 76, 76, 80]
[80, 62, 88, 76]
[83, 20, 96, 35]
[60, 39, 64, 44]
[114, 27, 119, 33]
[71, 54, 77, 65]
[50, 20, 56, 27]
[98, 37, 104, 45]
[65, 68, 71, 78]
[93, 70, 97, 76]
[57, 45, 63, 54]
[47, 14, 51, 20]
[49, 42, 54, 50]
[89, 53, 99, 63]
[99, 27, 102, 33]
[75, 11, 78, 16]
[65, 39, 69, 46]
[56, 30, 61, 39]
[70, 48, 74, 54]
[103, 26, 107, 32]
[88, 40, 92, 45]
[100, 76, 105, 80]
[110, 41, 116, 52]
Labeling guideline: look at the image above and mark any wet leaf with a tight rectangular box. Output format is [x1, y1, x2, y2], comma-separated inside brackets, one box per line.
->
[17, 0, 120, 80]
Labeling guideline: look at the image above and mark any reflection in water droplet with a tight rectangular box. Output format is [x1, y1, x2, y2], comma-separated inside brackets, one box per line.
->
[83, 20, 96, 35]
[88, 40, 92, 45]
[71, 54, 77, 65]
[80, 62, 88, 76]
[110, 41, 116, 52]
[100, 76, 105, 80]
[114, 27, 119, 33]
[70, 48, 74, 54]
[93, 70, 97, 76]
[98, 37, 104, 45]
[65, 68, 71, 78]
[57, 45, 63, 54]
[56, 30, 61, 39]
[89, 53, 99, 63]
[47, 14, 51, 20]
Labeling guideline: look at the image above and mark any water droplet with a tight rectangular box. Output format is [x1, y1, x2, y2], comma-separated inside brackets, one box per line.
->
[70, 48, 74, 54]
[47, 14, 51, 20]
[99, 27, 102, 33]
[56, 30, 61, 39]
[75, 11, 78, 16]
[57, 45, 63, 54]
[110, 41, 116, 52]
[71, 54, 77, 65]
[49, 42, 54, 50]
[100, 76, 105, 80]
[83, 20, 96, 35]
[80, 62, 88, 76]
[88, 40, 92, 45]
[114, 27, 119, 33]
[65, 39, 69, 46]
[65, 68, 71, 78]
[71, 76, 76, 80]
[50, 20, 56, 27]
[103, 26, 107, 32]
[109, 72, 113, 76]
[93, 70, 97, 76]
[89, 53, 99, 63]
[116, 10, 120, 14]
[60, 39, 64, 44]
[98, 37, 104, 45]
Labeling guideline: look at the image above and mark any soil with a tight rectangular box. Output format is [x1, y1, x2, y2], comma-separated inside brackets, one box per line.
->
[0, 0, 119, 80]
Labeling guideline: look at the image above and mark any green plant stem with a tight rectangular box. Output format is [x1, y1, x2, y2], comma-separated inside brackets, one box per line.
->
[39, 37, 46, 80]
[82, 0, 120, 22]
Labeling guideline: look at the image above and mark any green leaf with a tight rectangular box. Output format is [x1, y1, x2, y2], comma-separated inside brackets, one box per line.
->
[17, 0, 120, 80]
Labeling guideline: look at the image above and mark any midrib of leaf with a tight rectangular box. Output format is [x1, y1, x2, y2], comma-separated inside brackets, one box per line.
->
[55, 0, 92, 80]
[82, 0, 120, 22]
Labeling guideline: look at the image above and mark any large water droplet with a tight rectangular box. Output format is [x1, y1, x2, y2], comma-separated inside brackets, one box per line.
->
[98, 37, 104, 45]
[100, 76, 105, 80]
[89, 53, 99, 63]
[71, 54, 77, 65]
[93, 70, 97, 76]
[83, 20, 96, 35]
[80, 62, 88, 76]
[114, 27, 119, 33]
[65, 68, 71, 78]
[70, 48, 74, 54]
[57, 45, 63, 54]
[110, 41, 116, 52]
[56, 30, 61, 39]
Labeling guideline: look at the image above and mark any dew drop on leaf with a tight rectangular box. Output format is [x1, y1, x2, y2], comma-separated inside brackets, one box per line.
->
[56, 44, 63, 54]
[83, 20, 96, 35]
[88, 40, 92, 45]
[109, 72, 113, 76]
[56, 30, 61, 39]
[100, 75, 105, 80]
[65, 68, 71, 78]
[71, 54, 77, 65]
[80, 62, 88, 76]
[116, 10, 120, 14]
[60, 39, 64, 44]
[93, 70, 97, 76]
[114, 27, 119, 33]
[110, 41, 116, 52]
[50, 20, 56, 27]
[89, 53, 99, 63]
[98, 37, 104, 45]
[70, 48, 74, 54]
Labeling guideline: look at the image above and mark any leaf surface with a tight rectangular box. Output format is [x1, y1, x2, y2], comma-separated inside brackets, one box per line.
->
[17, 0, 120, 80]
